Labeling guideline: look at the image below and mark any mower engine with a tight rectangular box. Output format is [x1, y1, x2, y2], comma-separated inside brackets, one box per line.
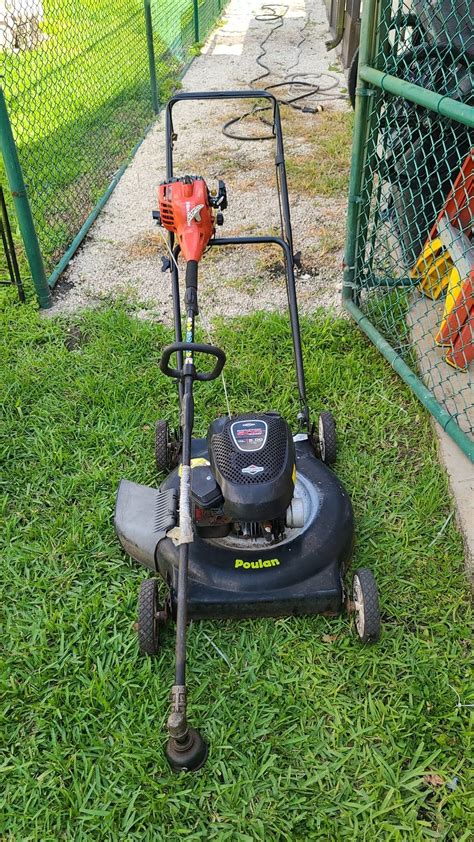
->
[191, 412, 305, 544]
[157, 175, 227, 261]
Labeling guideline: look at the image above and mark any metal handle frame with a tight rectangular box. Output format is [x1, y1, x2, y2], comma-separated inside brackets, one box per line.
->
[164, 90, 310, 430]
[162, 92, 312, 759]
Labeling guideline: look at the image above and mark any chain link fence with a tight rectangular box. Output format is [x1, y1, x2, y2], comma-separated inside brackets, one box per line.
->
[197, 0, 223, 42]
[344, 0, 473, 459]
[0, 0, 227, 303]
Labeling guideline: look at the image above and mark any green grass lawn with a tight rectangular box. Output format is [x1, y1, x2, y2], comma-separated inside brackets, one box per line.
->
[1, 293, 472, 840]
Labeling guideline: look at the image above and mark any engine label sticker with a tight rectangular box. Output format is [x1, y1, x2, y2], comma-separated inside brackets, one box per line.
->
[230, 419, 268, 452]
[235, 558, 280, 569]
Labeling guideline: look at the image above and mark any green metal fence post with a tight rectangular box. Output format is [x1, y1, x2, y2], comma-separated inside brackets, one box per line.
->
[144, 0, 159, 114]
[0, 88, 52, 309]
[351, 0, 390, 290]
[342, 0, 380, 303]
[193, 0, 200, 43]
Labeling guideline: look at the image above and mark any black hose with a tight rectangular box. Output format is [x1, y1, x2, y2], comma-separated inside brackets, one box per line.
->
[222, 3, 345, 141]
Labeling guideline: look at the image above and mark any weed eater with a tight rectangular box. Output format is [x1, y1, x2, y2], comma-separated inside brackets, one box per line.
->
[114, 91, 381, 772]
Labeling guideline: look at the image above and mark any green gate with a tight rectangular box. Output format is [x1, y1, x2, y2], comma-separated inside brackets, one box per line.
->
[343, 0, 473, 461]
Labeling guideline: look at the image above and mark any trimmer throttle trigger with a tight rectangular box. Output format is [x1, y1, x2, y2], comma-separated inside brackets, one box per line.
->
[293, 251, 302, 270]
[161, 256, 172, 273]
[209, 179, 228, 211]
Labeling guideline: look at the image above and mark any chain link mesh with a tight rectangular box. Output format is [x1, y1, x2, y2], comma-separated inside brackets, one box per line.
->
[350, 0, 473, 447]
[0, 0, 227, 274]
[198, 0, 222, 42]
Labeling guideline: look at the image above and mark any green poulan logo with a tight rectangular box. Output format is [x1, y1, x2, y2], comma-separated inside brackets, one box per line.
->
[235, 558, 280, 570]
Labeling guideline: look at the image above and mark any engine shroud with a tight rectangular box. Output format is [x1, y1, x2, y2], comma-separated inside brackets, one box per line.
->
[207, 412, 295, 523]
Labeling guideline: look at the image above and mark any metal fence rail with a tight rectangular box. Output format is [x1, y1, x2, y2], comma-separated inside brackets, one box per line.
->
[0, 0, 227, 306]
[344, 0, 474, 460]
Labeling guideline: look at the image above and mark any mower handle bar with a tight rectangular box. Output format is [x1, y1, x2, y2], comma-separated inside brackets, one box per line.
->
[166, 91, 283, 164]
[167, 89, 278, 111]
[160, 342, 226, 382]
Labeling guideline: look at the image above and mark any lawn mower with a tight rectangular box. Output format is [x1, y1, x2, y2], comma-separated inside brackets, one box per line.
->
[114, 91, 381, 773]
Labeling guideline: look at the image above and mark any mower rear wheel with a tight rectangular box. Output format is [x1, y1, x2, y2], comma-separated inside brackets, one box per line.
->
[352, 568, 380, 644]
[318, 411, 337, 465]
[155, 419, 180, 472]
[155, 420, 170, 473]
[138, 579, 162, 656]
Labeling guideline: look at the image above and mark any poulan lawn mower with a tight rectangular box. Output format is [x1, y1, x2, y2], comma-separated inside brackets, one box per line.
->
[114, 91, 381, 773]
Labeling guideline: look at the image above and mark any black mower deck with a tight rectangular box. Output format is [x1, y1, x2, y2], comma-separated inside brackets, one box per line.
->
[115, 438, 354, 619]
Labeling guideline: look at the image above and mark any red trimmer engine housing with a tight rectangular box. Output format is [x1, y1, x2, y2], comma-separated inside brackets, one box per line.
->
[158, 176, 226, 262]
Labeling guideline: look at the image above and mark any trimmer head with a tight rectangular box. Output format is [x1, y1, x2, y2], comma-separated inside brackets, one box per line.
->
[165, 729, 208, 774]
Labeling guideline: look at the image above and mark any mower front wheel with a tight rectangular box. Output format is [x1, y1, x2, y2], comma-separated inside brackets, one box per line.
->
[352, 568, 381, 644]
[318, 411, 337, 465]
[138, 579, 166, 656]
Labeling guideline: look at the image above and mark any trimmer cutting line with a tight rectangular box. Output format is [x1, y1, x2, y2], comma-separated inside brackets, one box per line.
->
[114, 90, 381, 773]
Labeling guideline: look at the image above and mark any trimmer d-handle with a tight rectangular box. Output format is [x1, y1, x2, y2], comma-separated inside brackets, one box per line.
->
[160, 341, 226, 382]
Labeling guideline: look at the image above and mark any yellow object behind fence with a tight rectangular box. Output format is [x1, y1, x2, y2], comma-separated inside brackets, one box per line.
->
[411, 237, 453, 299]
[435, 267, 462, 346]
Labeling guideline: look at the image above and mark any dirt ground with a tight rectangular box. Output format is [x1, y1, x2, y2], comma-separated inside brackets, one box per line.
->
[51, 0, 352, 321]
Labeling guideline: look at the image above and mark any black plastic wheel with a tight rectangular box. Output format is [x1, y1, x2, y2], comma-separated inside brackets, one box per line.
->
[318, 411, 337, 465]
[138, 579, 160, 656]
[155, 419, 181, 472]
[352, 568, 381, 644]
[155, 420, 170, 473]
